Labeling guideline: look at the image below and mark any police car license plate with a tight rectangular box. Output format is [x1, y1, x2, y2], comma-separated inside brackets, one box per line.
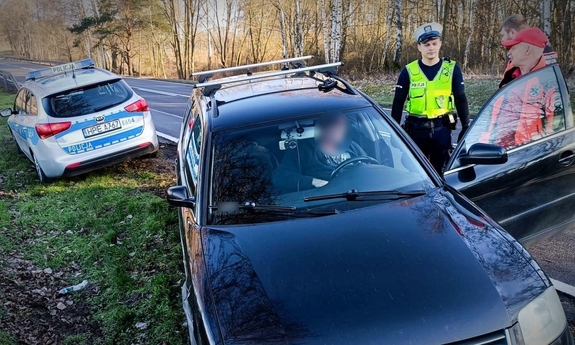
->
[82, 120, 122, 138]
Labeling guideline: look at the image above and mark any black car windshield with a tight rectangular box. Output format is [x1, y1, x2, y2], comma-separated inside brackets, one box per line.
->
[208, 107, 435, 225]
[43, 79, 132, 118]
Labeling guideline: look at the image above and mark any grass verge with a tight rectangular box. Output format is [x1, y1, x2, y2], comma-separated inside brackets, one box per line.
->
[0, 91, 186, 344]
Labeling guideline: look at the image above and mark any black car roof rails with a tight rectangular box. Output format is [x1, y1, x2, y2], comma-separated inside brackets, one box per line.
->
[190, 55, 314, 83]
[192, 61, 344, 97]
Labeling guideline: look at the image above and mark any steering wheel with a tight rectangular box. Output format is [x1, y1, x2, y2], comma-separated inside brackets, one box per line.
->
[330, 156, 379, 180]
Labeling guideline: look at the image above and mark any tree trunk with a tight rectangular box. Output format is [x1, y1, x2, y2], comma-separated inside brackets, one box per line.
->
[329, 0, 342, 63]
[441, 0, 450, 41]
[279, 5, 289, 58]
[320, 0, 330, 63]
[382, 2, 394, 67]
[392, 0, 403, 67]
[463, 0, 479, 71]
[295, 0, 304, 56]
[541, 0, 551, 36]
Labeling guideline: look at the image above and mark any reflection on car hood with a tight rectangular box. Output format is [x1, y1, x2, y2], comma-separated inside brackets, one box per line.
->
[201, 188, 547, 345]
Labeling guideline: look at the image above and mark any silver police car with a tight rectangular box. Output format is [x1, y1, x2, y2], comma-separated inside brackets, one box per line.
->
[0, 59, 159, 182]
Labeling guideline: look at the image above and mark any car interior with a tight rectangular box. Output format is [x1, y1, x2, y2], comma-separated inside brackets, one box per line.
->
[208, 109, 429, 214]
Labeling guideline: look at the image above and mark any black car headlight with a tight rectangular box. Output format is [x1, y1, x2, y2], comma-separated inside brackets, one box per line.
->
[509, 287, 567, 345]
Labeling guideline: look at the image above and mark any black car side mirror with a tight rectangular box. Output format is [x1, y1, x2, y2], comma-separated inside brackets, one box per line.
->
[166, 185, 196, 208]
[459, 143, 508, 166]
[0, 108, 14, 117]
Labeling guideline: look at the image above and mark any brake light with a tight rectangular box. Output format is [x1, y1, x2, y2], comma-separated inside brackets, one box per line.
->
[66, 162, 81, 169]
[125, 99, 149, 112]
[35, 122, 71, 139]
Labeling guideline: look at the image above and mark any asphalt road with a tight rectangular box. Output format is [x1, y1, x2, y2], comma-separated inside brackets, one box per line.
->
[1, 58, 575, 289]
[0, 59, 190, 141]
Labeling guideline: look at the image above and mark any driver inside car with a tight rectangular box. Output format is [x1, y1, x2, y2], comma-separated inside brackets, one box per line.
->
[273, 112, 367, 193]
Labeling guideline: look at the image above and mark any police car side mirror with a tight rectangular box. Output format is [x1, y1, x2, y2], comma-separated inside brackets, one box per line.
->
[0, 108, 14, 117]
[459, 143, 508, 166]
[166, 185, 196, 208]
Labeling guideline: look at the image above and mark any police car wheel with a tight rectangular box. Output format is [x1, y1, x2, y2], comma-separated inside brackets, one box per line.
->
[33, 154, 51, 184]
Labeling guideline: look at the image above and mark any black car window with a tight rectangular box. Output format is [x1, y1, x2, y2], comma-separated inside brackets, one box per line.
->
[463, 66, 564, 151]
[43, 79, 132, 118]
[185, 117, 203, 197]
[208, 107, 434, 225]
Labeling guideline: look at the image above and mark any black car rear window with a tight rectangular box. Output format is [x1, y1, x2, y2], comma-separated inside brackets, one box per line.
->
[43, 79, 132, 118]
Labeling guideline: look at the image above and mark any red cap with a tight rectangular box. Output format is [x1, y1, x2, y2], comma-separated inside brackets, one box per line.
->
[502, 27, 548, 49]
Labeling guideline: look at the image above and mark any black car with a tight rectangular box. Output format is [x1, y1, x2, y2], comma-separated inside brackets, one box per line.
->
[167, 57, 574, 345]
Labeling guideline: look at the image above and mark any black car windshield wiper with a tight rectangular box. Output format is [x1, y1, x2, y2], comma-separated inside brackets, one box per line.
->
[209, 203, 338, 216]
[304, 189, 426, 202]
[210, 203, 295, 212]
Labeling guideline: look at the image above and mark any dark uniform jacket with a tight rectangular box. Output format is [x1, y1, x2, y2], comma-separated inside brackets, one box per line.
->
[273, 139, 365, 193]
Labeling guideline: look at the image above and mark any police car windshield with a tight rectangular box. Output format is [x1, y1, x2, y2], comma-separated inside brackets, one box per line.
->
[43, 79, 132, 118]
[207, 107, 435, 225]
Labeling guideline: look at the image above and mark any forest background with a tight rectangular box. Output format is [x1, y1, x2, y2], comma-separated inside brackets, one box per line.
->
[0, 0, 571, 80]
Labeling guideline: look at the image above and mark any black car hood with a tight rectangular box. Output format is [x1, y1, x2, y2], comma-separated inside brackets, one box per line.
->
[201, 189, 547, 345]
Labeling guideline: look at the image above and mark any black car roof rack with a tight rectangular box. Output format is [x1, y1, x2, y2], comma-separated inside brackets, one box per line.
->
[193, 61, 344, 96]
[191, 55, 314, 83]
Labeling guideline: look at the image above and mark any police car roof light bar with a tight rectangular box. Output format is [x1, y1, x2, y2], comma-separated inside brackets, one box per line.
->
[191, 55, 314, 82]
[25, 59, 95, 81]
[194, 62, 343, 96]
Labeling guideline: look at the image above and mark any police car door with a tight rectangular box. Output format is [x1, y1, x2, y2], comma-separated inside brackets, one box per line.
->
[444, 65, 575, 246]
[10, 89, 35, 159]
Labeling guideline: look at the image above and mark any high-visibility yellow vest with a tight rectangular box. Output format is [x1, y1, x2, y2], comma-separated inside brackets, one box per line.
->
[406, 59, 456, 118]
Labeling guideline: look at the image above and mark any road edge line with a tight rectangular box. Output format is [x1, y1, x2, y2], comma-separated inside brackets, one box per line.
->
[157, 131, 178, 143]
[551, 278, 575, 298]
[132, 86, 189, 98]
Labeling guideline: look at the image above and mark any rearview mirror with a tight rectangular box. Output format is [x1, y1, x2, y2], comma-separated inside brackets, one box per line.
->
[0, 108, 13, 117]
[166, 185, 196, 208]
[459, 143, 508, 166]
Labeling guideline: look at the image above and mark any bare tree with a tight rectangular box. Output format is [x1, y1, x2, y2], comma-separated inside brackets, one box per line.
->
[393, 0, 403, 67]
[275, 1, 289, 59]
[541, 0, 551, 36]
[463, 0, 479, 71]
[320, 0, 329, 63]
[382, 2, 394, 67]
[329, 0, 342, 63]
[294, 0, 304, 56]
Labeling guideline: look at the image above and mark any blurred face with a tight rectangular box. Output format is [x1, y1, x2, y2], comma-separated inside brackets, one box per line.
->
[317, 116, 349, 156]
[500, 28, 517, 43]
[418, 38, 442, 60]
[507, 42, 529, 67]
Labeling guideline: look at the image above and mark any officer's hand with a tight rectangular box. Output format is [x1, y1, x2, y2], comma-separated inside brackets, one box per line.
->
[312, 178, 328, 188]
[457, 126, 469, 142]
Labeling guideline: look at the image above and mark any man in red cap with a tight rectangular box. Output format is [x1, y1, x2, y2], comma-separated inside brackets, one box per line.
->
[477, 27, 557, 148]
[499, 25, 556, 88]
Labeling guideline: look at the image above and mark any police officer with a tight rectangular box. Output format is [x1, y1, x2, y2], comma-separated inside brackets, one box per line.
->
[391, 22, 470, 173]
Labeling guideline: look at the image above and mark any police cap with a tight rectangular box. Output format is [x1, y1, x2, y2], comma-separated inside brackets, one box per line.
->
[414, 22, 443, 44]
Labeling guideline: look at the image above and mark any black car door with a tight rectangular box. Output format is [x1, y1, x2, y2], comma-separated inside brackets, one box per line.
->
[177, 103, 214, 344]
[444, 65, 575, 245]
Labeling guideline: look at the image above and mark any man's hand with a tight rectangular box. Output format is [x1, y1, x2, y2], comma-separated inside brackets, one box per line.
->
[312, 178, 328, 188]
[457, 126, 469, 142]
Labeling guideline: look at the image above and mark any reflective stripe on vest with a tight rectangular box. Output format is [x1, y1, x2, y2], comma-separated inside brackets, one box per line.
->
[406, 59, 456, 118]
